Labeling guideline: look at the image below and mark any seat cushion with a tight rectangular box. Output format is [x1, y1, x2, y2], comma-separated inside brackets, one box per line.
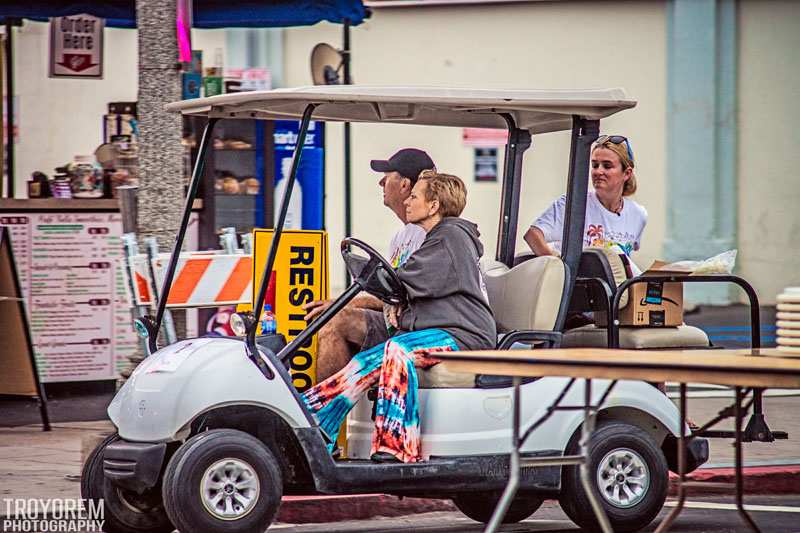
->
[418, 363, 477, 388]
[561, 324, 710, 349]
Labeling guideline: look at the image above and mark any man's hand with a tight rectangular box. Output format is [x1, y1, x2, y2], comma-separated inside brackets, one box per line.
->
[302, 299, 333, 321]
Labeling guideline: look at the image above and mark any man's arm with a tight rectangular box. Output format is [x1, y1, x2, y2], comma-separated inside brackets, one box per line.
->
[302, 292, 382, 321]
[523, 226, 556, 256]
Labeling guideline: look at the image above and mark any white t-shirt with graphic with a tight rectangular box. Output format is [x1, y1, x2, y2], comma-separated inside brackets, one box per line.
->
[532, 191, 648, 258]
[389, 223, 427, 268]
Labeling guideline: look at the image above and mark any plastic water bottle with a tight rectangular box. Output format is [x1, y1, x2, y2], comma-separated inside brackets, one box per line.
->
[261, 304, 277, 335]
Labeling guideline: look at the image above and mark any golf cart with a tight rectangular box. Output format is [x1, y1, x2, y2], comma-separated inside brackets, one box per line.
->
[82, 87, 711, 533]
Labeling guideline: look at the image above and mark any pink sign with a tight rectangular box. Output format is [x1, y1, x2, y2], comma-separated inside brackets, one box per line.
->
[462, 128, 508, 147]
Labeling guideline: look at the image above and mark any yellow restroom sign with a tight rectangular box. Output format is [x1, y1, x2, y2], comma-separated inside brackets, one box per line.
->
[253, 230, 329, 392]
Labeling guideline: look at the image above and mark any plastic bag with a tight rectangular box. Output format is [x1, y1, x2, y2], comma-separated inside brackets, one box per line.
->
[663, 249, 737, 275]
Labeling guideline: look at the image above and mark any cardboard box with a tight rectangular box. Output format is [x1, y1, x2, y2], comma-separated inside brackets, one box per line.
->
[597, 261, 688, 327]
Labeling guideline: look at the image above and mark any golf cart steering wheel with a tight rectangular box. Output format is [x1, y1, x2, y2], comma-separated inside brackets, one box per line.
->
[341, 238, 406, 306]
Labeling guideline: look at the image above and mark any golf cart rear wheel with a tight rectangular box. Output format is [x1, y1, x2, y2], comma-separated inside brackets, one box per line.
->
[162, 429, 282, 533]
[80, 433, 174, 533]
[559, 421, 668, 532]
[452, 492, 543, 524]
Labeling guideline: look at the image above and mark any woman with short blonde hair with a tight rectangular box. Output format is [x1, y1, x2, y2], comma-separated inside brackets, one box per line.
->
[302, 171, 494, 463]
[416, 170, 467, 218]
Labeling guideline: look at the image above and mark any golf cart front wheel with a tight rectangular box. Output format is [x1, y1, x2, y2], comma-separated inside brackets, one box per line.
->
[452, 492, 543, 524]
[162, 429, 282, 532]
[80, 434, 174, 533]
[559, 421, 668, 532]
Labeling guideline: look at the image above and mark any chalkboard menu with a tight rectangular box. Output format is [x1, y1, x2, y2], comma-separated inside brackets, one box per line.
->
[0, 213, 136, 382]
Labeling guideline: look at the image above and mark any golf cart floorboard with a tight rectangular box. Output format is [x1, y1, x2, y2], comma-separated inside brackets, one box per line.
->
[297, 429, 561, 495]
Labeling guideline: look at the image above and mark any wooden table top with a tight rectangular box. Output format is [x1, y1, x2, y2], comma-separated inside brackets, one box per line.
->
[436, 348, 800, 389]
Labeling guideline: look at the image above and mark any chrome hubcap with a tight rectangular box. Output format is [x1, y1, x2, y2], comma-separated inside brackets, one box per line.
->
[201, 458, 260, 520]
[596, 448, 649, 508]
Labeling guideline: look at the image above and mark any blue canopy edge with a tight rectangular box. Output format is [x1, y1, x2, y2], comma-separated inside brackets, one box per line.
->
[0, 0, 366, 29]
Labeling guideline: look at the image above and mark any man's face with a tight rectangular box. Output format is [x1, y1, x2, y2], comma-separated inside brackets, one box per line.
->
[379, 171, 411, 210]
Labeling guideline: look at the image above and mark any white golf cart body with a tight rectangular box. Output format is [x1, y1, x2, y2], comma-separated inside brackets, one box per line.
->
[88, 86, 709, 533]
[110, 337, 681, 455]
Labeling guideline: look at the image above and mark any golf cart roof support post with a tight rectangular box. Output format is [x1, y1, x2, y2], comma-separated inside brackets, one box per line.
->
[276, 282, 362, 362]
[248, 103, 318, 353]
[496, 114, 532, 266]
[150, 117, 219, 353]
[559, 116, 599, 313]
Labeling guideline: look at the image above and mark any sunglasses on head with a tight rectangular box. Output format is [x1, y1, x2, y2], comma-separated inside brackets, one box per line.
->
[596, 135, 634, 164]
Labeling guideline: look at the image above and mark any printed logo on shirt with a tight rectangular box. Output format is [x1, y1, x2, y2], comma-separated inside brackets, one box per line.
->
[390, 236, 418, 268]
[585, 224, 635, 256]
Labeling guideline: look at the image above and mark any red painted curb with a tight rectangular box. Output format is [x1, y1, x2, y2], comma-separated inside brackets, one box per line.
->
[277, 494, 456, 524]
[669, 465, 800, 495]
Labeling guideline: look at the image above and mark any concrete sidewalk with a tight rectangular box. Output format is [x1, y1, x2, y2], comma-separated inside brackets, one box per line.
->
[1, 394, 797, 523]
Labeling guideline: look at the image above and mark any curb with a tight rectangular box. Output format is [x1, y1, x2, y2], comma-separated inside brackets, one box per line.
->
[277, 465, 800, 524]
[669, 464, 800, 495]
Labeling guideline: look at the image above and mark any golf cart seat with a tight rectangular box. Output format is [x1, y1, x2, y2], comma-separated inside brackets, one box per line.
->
[419, 255, 566, 388]
[561, 248, 709, 349]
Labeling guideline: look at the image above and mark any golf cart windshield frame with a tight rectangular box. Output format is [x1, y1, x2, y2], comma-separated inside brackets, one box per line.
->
[153, 87, 634, 363]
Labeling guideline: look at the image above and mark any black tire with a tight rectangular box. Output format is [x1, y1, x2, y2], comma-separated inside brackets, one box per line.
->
[559, 421, 668, 532]
[453, 492, 543, 524]
[162, 429, 282, 533]
[80, 434, 174, 533]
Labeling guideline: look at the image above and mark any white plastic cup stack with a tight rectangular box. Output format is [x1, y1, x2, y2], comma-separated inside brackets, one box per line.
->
[776, 287, 800, 355]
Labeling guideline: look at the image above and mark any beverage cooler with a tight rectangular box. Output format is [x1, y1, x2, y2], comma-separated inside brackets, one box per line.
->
[187, 118, 325, 250]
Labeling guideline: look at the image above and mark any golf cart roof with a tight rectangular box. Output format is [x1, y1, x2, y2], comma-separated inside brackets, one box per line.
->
[166, 85, 636, 134]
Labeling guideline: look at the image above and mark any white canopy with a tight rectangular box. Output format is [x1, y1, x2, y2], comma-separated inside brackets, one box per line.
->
[166, 85, 636, 134]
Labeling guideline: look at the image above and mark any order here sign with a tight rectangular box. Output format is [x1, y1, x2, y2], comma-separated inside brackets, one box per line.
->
[49, 14, 104, 79]
[253, 230, 329, 392]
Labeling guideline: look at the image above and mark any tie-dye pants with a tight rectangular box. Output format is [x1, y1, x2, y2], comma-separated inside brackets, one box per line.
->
[301, 329, 459, 463]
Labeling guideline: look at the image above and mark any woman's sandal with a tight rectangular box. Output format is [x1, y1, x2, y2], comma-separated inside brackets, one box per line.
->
[370, 452, 401, 463]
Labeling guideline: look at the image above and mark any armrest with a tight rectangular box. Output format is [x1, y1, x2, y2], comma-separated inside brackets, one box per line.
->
[569, 276, 613, 315]
[496, 329, 562, 350]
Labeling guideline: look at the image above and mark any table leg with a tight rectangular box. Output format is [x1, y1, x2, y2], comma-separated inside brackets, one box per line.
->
[485, 376, 522, 533]
[580, 378, 613, 533]
[655, 383, 688, 532]
[735, 386, 761, 532]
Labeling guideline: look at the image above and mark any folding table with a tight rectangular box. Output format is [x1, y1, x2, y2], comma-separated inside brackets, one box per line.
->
[437, 347, 800, 532]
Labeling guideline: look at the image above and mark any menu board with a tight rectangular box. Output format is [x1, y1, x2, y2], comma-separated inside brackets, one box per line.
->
[0, 213, 137, 382]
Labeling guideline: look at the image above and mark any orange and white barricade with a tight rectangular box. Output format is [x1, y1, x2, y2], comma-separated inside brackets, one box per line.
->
[131, 252, 252, 308]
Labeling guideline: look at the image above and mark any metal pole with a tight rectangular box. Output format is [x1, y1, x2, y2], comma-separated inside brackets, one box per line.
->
[249, 104, 317, 353]
[735, 387, 761, 532]
[4, 19, 15, 196]
[561, 117, 599, 295]
[495, 114, 531, 266]
[579, 379, 612, 533]
[343, 19, 352, 287]
[485, 375, 522, 533]
[151, 118, 217, 352]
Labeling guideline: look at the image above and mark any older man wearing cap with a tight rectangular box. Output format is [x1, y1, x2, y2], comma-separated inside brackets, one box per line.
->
[302, 148, 435, 380]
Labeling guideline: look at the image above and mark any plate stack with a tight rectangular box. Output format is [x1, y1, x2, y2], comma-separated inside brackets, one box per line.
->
[777, 287, 800, 355]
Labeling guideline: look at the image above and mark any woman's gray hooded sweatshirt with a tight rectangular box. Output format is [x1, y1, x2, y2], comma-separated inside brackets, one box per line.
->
[396, 217, 496, 351]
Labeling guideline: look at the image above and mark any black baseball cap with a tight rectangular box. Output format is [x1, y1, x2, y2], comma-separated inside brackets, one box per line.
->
[370, 148, 435, 184]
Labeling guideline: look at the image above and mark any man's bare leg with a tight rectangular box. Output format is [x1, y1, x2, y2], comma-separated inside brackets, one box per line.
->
[315, 307, 370, 381]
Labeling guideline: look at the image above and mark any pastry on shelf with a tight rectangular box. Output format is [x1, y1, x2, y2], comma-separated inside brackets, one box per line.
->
[225, 139, 253, 150]
[222, 177, 240, 194]
[243, 177, 260, 195]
